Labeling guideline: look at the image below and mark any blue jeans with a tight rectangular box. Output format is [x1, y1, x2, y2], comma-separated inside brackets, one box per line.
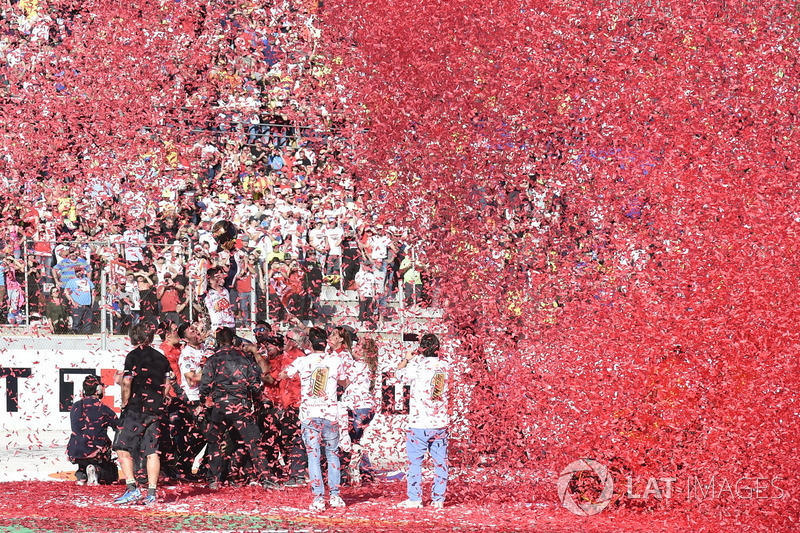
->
[350, 408, 375, 471]
[373, 261, 388, 309]
[407, 428, 448, 503]
[349, 408, 375, 443]
[301, 418, 341, 499]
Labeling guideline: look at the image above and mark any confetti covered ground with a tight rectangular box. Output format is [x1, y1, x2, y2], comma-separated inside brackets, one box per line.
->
[0, 478, 735, 533]
[0, 449, 792, 533]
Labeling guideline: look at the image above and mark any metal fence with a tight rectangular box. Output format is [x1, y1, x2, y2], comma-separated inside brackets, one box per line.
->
[2, 237, 426, 341]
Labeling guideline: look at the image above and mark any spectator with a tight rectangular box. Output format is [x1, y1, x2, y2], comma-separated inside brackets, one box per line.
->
[232, 249, 256, 327]
[45, 287, 71, 334]
[122, 220, 147, 266]
[25, 255, 44, 315]
[157, 273, 185, 325]
[53, 246, 89, 287]
[399, 253, 425, 308]
[354, 262, 380, 328]
[63, 265, 95, 333]
[137, 273, 160, 328]
[307, 218, 328, 270]
[205, 266, 236, 330]
[324, 218, 343, 277]
[106, 277, 128, 335]
[186, 245, 210, 302]
[0, 256, 6, 322]
[283, 258, 305, 318]
[3, 256, 26, 325]
[121, 272, 142, 327]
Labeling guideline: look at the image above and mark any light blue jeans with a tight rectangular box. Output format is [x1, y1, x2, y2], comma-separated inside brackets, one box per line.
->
[301, 418, 341, 499]
[406, 428, 448, 503]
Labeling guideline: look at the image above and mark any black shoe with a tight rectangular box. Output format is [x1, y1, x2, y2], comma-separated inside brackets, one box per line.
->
[262, 479, 282, 490]
[283, 476, 305, 488]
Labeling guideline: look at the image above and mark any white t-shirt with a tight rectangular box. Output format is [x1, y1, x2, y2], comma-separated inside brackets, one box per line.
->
[178, 345, 205, 402]
[122, 229, 146, 262]
[355, 269, 381, 298]
[205, 288, 236, 329]
[325, 226, 344, 256]
[285, 351, 347, 422]
[343, 358, 375, 410]
[397, 356, 450, 429]
[369, 235, 391, 261]
[308, 227, 327, 252]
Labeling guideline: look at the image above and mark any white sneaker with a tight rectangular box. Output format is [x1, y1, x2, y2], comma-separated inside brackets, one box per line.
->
[397, 499, 423, 509]
[329, 495, 346, 508]
[431, 501, 444, 509]
[86, 464, 99, 486]
[309, 499, 326, 512]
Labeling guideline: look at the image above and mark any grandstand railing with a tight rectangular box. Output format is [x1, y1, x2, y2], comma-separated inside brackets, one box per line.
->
[6, 238, 428, 340]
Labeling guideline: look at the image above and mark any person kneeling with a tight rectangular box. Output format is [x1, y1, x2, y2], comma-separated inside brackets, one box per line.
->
[67, 375, 119, 486]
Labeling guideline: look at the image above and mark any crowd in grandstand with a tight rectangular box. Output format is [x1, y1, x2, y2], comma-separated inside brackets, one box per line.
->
[0, 176, 432, 332]
[0, 0, 435, 333]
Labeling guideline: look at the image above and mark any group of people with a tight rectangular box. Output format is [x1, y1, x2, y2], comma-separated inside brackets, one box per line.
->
[2, 174, 431, 334]
[1, 0, 432, 334]
[68, 315, 451, 510]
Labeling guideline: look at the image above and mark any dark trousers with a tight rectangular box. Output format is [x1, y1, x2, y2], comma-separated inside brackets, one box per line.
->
[206, 404, 267, 484]
[258, 404, 283, 479]
[358, 297, 376, 325]
[279, 407, 306, 479]
[259, 405, 306, 479]
[74, 457, 118, 484]
[163, 399, 206, 478]
[70, 304, 92, 333]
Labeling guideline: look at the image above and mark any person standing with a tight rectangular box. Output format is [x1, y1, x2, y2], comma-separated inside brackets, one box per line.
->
[112, 323, 172, 505]
[199, 327, 273, 489]
[354, 262, 380, 328]
[343, 335, 379, 484]
[279, 327, 349, 511]
[176, 321, 209, 480]
[324, 218, 343, 277]
[52, 247, 90, 288]
[260, 326, 307, 487]
[45, 287, 70, 333]
[205, 266, 236, 331]
[63, 265, 95, 333]
[395, 333, 450, 509]
[2, 256, 25, 325]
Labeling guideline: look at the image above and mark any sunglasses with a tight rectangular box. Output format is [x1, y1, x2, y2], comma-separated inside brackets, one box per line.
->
[254, 327, 268, 333]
